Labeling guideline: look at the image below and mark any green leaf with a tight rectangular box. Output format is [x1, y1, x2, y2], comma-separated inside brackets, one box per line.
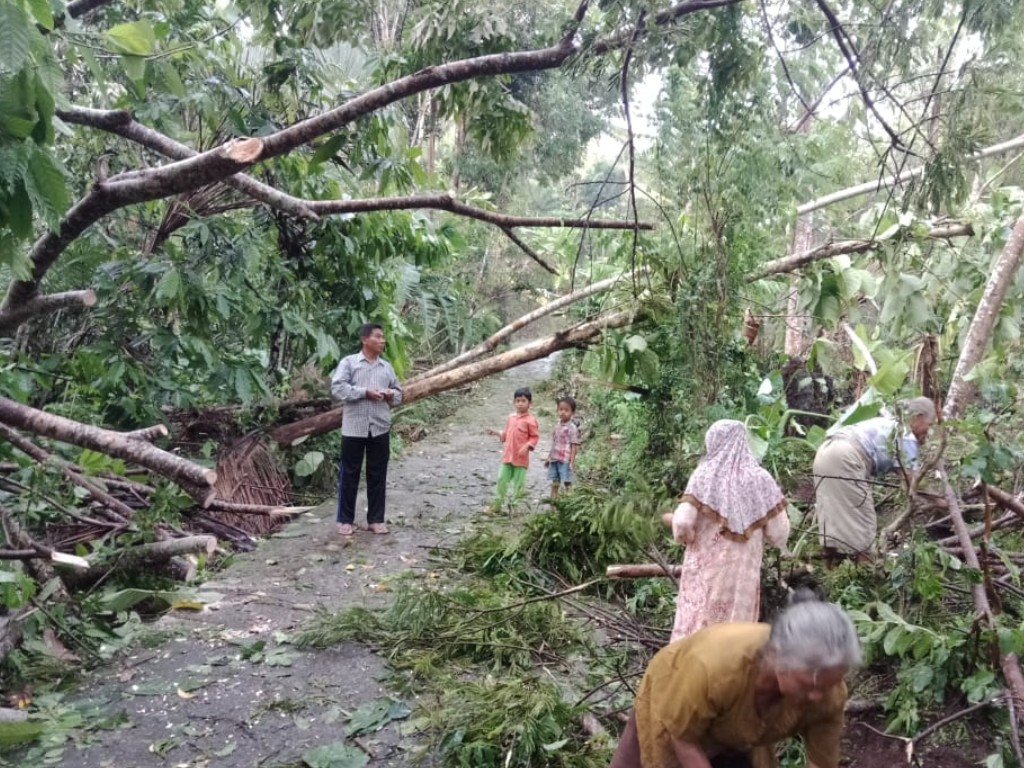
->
[624, 334, 648, 353]
[0, 719, 46, 746]
[158, 61, 186, 98]
[27, 0, 54, 30]
[347, 698, 410, 736]
[311, 134, 346, 167]
[0, 3, 33, 75]
[4, 182, 34, 238]
[295, 451, 325, 477]
[155, 267, 182, 301]
[121, 55, 146, 89]
[32, 72, 55, 144]
[302, 742, 369, 768]
[24, 147, 68, 227]
[97, 588, 223, 613]
[105, 21, 156, 56]
[234, 367, 253, 404]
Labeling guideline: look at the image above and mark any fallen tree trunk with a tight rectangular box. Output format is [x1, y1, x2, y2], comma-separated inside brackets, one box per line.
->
[270, 309, 635, 446]
[606, 564, 681, 579]
[946, 215, 1024, 418]
[0, 395, 216, 505]
[747, 222, 974, 281]
[940, 216, 1024, 727]
[982, 485, 1024, 522]
[411, 274, 636, 382]
[88, 535, 217, 575]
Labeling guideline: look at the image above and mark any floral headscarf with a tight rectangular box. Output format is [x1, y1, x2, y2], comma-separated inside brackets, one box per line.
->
[681, 419, 787, 540]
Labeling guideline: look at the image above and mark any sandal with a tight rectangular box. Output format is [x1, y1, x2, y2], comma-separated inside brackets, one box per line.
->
[368, 523, 390, 535]
[337, 523, 355, 536]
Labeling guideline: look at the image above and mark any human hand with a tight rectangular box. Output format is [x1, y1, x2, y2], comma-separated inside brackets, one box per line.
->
[381, 389, 395, 402]
[485, 428, 500, 438]
[672, 502, 697, 545]
[543, 459, 551, 467]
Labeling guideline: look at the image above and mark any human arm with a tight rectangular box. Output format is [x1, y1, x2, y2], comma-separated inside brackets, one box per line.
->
[672, 500, 699, 545]
[800, 697, 844, 768]
[670, 738, 713, 768]
[518, 416, 540, 458]
[765, 503, 790, 552]
[383, 366, 403, 405]
[569, 423, 580, 468]
[330, 357, 366, 402]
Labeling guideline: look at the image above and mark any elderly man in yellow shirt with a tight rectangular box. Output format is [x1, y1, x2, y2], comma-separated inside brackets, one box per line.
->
[609, 591, 861, 768]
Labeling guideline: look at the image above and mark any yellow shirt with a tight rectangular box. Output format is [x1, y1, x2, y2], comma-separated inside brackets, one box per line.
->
[635, 623, 846, 768]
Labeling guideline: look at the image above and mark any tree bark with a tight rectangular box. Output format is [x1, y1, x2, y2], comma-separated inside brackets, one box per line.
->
[945, 216, 1024, 419]
[90, 536, 217, 572]
[980, 485, 1024, 523]
[784, 213, 815, 356]
[0, 290, 96, 335]
[0, 396, 217, 504]
[270, 309, 635, 445]
[747, 222, 974, 282]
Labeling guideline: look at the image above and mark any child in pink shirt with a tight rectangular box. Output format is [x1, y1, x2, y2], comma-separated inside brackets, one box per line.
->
[485, 387, 540, 512]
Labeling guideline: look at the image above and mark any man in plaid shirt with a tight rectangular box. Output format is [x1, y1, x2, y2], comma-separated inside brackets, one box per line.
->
[330, 323, 403, 537]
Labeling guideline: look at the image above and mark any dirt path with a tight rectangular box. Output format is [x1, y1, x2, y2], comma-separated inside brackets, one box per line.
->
[62, 360, 556, 767]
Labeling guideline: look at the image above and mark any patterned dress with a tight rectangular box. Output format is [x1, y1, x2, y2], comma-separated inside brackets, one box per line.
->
[669, 420, 790, 643]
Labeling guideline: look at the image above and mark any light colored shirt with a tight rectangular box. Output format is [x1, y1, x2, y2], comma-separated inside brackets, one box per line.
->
[835, 416, 918, 475]
[549, 420, 581, 463]
[500, 412, 540, 468]
[635, 623, 846, 768]
[330, 352, 403, 438]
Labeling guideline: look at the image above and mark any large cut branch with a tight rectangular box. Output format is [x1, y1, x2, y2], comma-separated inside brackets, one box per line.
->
[940, 216, 1024, 727]
[0, 423, 134, 525]
[0, 396, 217, 504]
[747, 222, 974, 281]
[0, 290, 96, 334]
[797, 133, 1024, 216]
[304, 192, 653, 230]
[412, 273, 634, 381]
[1, 139, 264, 316]
[269, 309, 635, 445]
[945, 216, 1024, 418]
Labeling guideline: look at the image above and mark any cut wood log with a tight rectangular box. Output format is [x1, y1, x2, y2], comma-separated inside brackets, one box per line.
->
[124, 424, 170, 442]
[270, 309, 635, 446]
[89, 535, 217, 574]
[606, 563, 682, 579]
[208, 500, 314, 516]
[0, 396, 216, 505]
[981, 485, 1024, 523]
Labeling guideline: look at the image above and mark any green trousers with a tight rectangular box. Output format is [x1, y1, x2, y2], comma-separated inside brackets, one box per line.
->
[494, 463, 527, 506]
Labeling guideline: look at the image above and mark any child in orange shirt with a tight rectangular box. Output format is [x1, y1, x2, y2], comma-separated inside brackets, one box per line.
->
[485, 387, 540, 511]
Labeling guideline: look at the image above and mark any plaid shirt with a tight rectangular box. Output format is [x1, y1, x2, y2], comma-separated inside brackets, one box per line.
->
[549, 420, 580, 463]
[330, 352, 403, 437]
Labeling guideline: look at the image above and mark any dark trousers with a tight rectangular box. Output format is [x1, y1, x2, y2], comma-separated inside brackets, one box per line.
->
[336, 431, 390, 525]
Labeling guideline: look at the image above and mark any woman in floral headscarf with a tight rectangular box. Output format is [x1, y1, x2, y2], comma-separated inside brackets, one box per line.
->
[668, 420, 790, 642]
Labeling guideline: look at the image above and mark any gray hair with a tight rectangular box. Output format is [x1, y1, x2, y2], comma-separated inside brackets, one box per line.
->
[764, 596, 862, 671]
[902, 396, 936, 424]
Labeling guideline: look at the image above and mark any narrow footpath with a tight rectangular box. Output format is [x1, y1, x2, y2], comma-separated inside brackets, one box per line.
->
[65, 360, 554, 767]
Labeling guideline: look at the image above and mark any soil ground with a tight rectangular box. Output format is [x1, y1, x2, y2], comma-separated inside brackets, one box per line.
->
[52, 360, 555, 768]
[13, 358, 993, 768]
